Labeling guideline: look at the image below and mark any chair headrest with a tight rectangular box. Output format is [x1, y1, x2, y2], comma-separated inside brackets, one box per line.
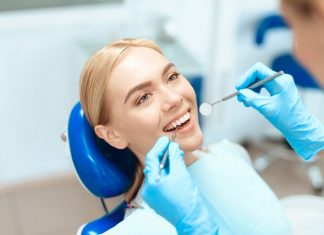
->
[68, 102, 133, 198]
[255, 14, 288, 46]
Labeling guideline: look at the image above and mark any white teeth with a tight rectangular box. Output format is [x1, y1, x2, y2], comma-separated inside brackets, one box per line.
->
[164, 112, 191, 131]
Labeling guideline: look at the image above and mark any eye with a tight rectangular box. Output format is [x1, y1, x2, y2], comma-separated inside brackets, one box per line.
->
[167, 72, 180, 83]
[136, 92, 152, 105]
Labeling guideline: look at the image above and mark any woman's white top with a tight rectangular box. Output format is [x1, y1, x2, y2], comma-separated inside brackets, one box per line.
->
[101, 139, 292, 235]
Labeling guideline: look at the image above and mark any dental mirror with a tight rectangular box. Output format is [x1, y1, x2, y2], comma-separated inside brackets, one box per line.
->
[199, 71, 284, 116]
[199, 102, 213, 116]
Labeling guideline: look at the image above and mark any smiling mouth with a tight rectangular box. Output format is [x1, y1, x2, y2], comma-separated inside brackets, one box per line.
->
[163, 111, 191, 132]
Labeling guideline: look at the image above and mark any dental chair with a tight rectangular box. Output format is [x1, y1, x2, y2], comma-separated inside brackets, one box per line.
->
[251, 14, 323, 192]
[66, 102, 324, 234]
[68, 102, 135, 235]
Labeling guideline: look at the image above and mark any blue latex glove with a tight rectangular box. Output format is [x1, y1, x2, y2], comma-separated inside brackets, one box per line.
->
[236, 62, 324, 160]
[142, 136, 218, 235]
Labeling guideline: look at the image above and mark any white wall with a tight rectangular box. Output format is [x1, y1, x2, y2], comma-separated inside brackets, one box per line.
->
[0, 3, 128, 184]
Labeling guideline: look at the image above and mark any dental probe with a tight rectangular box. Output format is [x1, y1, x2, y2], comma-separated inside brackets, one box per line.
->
[159, 130, 177, 176]
[199, 71, 284, 116]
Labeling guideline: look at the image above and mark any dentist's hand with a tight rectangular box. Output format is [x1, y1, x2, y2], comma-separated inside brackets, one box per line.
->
[236, 62, 324, 160]
[142, 136, 218, 235]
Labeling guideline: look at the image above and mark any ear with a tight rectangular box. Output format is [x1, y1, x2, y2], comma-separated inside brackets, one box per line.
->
[94, 124, 128, 149]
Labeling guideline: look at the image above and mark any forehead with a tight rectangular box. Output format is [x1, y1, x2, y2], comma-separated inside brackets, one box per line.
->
[108, 47, 169, 96]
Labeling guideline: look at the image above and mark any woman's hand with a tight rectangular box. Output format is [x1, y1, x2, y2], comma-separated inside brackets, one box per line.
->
[236, 62, 324, 160]
[142, 136, 218, 235]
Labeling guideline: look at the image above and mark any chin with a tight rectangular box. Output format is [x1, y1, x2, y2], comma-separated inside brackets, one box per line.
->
[180, 128, 203, 152]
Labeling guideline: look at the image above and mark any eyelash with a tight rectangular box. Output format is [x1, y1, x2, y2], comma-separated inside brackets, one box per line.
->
[135, 72, 181, 106]
[167, 72, 180, 83]
[136, 92, 152, 105]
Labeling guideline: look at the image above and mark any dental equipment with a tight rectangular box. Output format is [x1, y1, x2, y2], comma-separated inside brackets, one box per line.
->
[199, 71, 284, 116]
[159, 130, 177, 175]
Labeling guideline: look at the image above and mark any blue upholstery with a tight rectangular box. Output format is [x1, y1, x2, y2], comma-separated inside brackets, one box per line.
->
[255, 14, 320, 89]
[68, 102, 137, 234]
[68, 102, 134, 197]
[80, 202, 126, 235]
[255, 15, 288, 46]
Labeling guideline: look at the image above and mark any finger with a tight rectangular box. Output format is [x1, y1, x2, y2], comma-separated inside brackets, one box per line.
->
[252, 86, 262, 94]
[236, 62, 275, 90]
[147, 136, 170, 161]
[144, 136, 169, 180]
[237, 91, 255, 107]
[236, 63, 287, 96]
[237, 95, 243, 103]
[237, 88, 265, 110]
[168, 142, 185, 171]
[237, 94, 252, 106]
[265, 73, 295, 96]
[239, 88, 281, 118]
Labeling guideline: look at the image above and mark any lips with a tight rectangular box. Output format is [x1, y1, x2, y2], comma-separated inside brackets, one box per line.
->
[163, 111, 191, 132]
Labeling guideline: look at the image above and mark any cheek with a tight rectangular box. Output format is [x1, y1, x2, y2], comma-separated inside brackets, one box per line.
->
[179, 79, 197, 104]
[178, 80, 203, 150]
[123, 109, 159, 135]
[120, 106, 161, 150]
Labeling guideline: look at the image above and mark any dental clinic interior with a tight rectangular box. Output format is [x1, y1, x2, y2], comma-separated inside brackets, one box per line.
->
[0, 0, 323, 234]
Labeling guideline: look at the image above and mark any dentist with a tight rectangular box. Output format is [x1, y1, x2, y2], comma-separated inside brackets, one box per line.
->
[236, 0, 324, 160]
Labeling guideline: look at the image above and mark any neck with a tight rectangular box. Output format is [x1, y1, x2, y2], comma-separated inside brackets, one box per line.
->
[126, 150, 198, 202]
[184, 151, 198, 166]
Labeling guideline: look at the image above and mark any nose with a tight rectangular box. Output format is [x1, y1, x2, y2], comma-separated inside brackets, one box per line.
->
[161, 87, 183, 112]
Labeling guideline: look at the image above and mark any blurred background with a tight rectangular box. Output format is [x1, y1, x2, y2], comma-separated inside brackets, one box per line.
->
[0, 0, 323, 234]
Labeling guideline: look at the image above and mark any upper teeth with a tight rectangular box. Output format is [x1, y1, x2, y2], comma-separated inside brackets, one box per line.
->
[165, 112, 190, 131]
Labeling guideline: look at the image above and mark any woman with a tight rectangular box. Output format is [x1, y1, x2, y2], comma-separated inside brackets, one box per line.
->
[79, 39, 291, 234]
[236, 0, 324, 160]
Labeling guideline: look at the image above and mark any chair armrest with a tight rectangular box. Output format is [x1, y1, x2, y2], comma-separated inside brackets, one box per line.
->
[78, 202, 126, 235]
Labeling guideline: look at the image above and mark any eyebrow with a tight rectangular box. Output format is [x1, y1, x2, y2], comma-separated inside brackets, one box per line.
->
[124, 81, 152, 104]
[124, 63, 175, 104]
[161, 63, 175, 76]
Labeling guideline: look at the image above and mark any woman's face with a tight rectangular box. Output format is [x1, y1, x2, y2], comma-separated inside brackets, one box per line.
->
[281, 1, 324, 85]
[103, 47, 203, 164]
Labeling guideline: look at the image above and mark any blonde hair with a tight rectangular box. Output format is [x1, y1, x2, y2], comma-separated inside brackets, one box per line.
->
[80, 38, 163, 127]
[79, 38, 163, 202]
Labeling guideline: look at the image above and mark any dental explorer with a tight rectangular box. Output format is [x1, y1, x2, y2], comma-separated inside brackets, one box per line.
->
[199, 71, 284, 116]
[159, 130, 177, 176]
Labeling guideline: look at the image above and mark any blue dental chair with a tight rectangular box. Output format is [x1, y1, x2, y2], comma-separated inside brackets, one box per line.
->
[68, 102, 138, 234]
[251, 14, 323, 192]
